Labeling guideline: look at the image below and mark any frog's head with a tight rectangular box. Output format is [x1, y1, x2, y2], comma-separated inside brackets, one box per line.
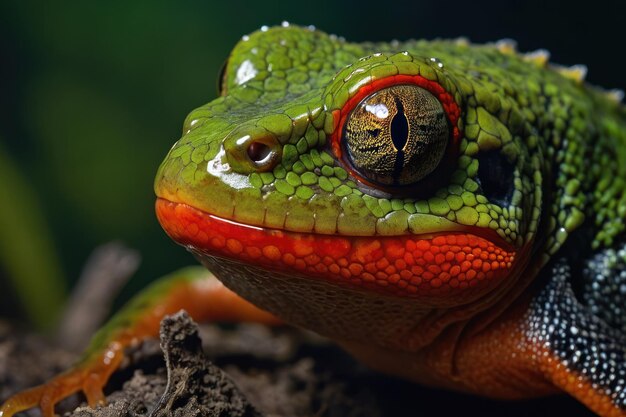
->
[155, 25, 541, 344]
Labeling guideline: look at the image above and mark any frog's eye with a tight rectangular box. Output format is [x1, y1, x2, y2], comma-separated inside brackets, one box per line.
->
[342, 84, 449, 187]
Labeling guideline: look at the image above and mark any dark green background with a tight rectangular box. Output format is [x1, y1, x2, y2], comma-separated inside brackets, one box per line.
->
[1, 0, 624, 326]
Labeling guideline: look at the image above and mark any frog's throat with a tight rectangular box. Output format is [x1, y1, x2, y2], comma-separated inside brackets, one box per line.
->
[156, 198, 521, 303]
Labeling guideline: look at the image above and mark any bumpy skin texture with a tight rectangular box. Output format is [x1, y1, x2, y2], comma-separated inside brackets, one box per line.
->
[3, 24, 626, 417]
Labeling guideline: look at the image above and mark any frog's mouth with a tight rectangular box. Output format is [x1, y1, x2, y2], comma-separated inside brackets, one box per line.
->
[156, 197, 518, 301]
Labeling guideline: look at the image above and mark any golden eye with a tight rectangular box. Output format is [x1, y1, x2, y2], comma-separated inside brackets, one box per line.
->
[343, 84, 449, 186]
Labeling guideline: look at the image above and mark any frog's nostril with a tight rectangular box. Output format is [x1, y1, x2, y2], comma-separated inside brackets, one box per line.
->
[223, 126, 282, 174]
[247, 141, 273, 164]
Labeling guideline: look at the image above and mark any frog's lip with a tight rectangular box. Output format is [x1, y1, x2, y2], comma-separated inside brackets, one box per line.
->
[156, 197, 519, 299]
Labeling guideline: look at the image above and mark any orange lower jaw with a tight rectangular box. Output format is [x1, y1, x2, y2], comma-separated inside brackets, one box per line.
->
[155, 198, 516, 300]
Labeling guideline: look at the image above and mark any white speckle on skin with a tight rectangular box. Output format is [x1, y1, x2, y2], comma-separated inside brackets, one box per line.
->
[235, 59, 258, 85]
[430, 57, 444, 68]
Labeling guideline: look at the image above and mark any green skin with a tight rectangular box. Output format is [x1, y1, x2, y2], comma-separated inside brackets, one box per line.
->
[4, 24, 626, 417]
[156, 26, 625, 253]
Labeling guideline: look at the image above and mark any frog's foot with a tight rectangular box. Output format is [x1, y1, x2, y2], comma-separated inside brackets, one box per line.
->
[0, 267, 280, 417]
[0, 342, 123, 417]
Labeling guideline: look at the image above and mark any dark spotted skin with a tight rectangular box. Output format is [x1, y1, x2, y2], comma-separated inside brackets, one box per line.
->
[526, 258, 626, 412]
[579, 242, 626, 334]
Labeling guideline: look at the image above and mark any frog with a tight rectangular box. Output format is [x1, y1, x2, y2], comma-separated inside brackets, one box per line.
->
[2, 23, 626, 417]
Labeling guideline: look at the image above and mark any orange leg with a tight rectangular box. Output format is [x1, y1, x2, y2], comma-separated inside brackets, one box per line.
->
[0, 266, 280, 417]
[453, 259, 626, 417]
[522, 260, 626, 417]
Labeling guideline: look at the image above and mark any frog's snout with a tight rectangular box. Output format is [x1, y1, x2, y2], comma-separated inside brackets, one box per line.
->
[223, 125, 283, 174]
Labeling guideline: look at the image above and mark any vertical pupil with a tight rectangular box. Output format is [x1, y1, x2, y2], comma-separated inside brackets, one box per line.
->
[390, 97, 409, 151]
[390, 96, 409, 183]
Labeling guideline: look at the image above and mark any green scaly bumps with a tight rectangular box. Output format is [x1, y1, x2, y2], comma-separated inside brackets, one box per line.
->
[156, 24, 626, 257]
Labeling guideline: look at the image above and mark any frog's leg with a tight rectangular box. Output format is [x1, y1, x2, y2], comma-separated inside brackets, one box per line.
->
[447, 257, 625, 417]
[523, 258, 626, 417]
[0, 266, 280, 417]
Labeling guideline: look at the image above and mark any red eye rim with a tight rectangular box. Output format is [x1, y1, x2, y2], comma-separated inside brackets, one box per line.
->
[329, 74, 463, 192]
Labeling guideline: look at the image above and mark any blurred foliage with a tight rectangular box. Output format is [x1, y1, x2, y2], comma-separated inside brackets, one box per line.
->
[0, 140, 65, 329]
[0, 0, 624, 327]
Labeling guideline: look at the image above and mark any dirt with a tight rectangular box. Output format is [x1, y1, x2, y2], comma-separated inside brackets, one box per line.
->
[0, 313, 596, 417]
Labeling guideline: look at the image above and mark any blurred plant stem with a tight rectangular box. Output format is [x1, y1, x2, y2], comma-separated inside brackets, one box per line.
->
[0, 141, 66, 330]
